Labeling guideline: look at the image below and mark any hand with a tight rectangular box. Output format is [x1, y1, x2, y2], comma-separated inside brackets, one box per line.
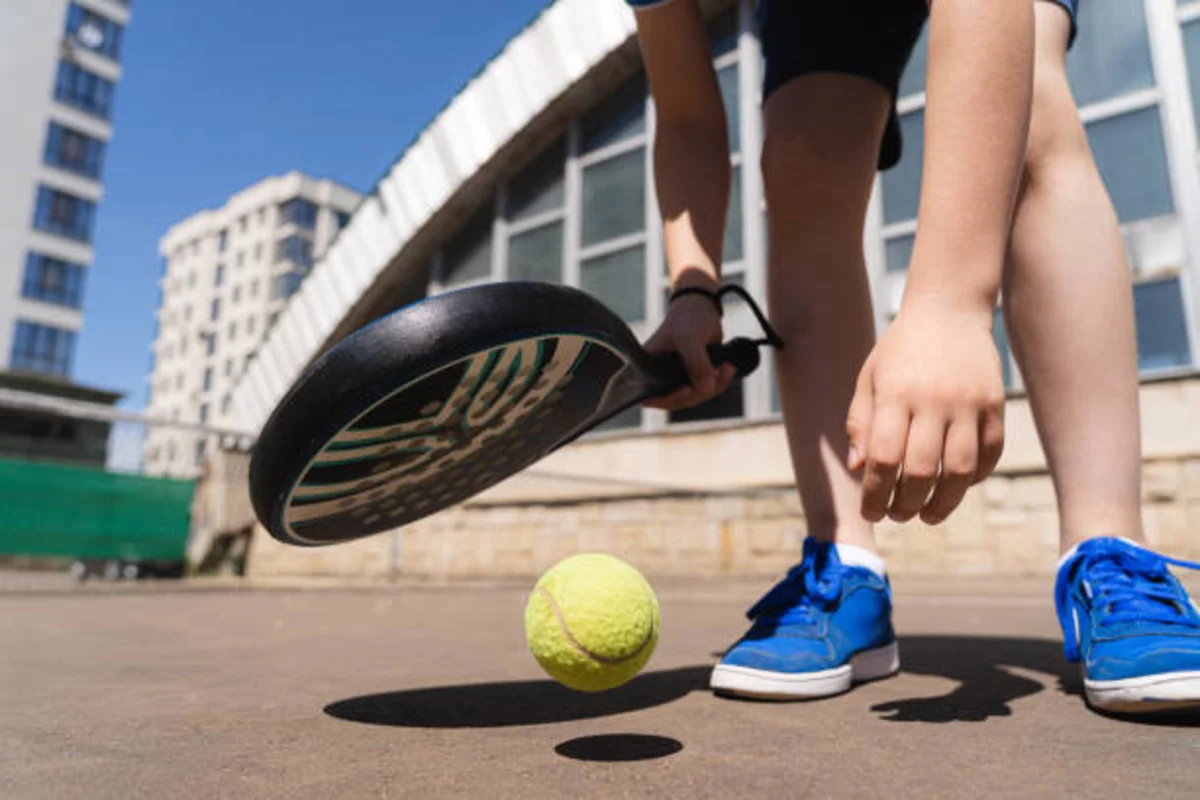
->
[846, 306, 1006, 524]
[643, 294, 737, 411]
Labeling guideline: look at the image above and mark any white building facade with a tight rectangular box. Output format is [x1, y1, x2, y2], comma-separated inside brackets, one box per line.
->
[145, 173, 360, 477]
[234, 0, 1200, 579]
[0, 0, 130, 380]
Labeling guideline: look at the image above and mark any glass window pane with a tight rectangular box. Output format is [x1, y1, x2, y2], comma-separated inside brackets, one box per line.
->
[708, 6, 739, 56]
[1066, 0, 1155, 107]
[1134, 278, 1192, 371]
[581, 149, 646, 246]
[594, 405, 642, 433]
[507, 138, 565, 222]
[507, 222, 563, 284]
[1086, 107, 1174, 223]
[1182, 20, 1200, 138]
[582, 74, 646, 153]
[993, 308, 1013, 389]
[443, 206, 493, 285]
[718, 64, 741, 154]
[725, 165, 743, 263]
[897, 24, 929, 99]
[885, 234, 915, 273]
[581, 245, 645, 322]
[881, 111, 924, 224]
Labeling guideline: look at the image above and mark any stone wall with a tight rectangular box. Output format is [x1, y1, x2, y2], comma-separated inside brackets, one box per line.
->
[245, 376, 1200, 580]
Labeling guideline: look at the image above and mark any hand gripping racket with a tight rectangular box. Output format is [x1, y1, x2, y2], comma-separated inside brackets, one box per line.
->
[249, 281, 781, 546]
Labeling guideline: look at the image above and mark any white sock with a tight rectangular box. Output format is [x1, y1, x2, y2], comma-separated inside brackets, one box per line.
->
[835, 543, 887, 579]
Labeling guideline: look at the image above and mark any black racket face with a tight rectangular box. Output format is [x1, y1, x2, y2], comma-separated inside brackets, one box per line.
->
[275, 332, 634, 545]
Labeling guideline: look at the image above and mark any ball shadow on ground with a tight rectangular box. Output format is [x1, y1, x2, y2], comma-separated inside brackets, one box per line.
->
[324, 665, 710, 728]
[554, 734, 684, 762]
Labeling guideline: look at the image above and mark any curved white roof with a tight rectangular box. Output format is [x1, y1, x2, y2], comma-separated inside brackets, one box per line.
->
[230, 0, 645, 434]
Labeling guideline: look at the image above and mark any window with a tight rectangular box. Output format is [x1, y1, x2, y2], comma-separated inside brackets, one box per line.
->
[205, 333, 216, 356]
[1065, 0, 1155, 107]
[507, 139, 565, 222]
[214, 264, 225, 287]
[276, 235, 314, 267]
[194, 439, 206, 466]
[238, 215, 248, 233]
[250, 279, 259, 297]
[257, 207, 267, 226]
[221, 395, 232, 415]
[224, 359, 233, 377]
[581, 149, 645, 246]
[232, 285, 242, 304]
[21, 253, 86, 307]
[66, 4, 124, 61]
[336, 210, 352, 229]
[279, 197, 318, 229]
[717, 64, 741, 154]
[33, 186, 95, 242]
[202, 368, 213, 392]
[43, 123, 105, 179]
[881, 111, 925, 225]
[1086, 108, 1174, 223]
[441, 207, 493, 286]
[210, 298, 220, 321]
[1133, 278, 1192, 371]
[236, 251, 244, 268]
[273, 271, 304, 300]
[54, 61, 115, 118]
[582, 73, 646, 153]
[1184, 19, 1200, 136]
[254, 243, 263, 262]
[228, 321, 238, 341]
[993, 308, 1014, 389]
[508, 223, 564, 283]
[184, 304, 192, 322]
[191, 239, 200, 255]
[217, 230, 228, 253]
[898, 25, 929, 98]
[885, 234, 915, 273]
[581, 245, 645, 323]
[10, 322, 76, 376]
[247, 316, 256, 335]
[198, 404, 209, 424]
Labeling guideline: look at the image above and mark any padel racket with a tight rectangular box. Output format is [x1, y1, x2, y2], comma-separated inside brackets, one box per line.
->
[250, 281, 771, 547]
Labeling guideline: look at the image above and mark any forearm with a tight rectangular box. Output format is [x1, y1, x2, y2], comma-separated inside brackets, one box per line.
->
[655, 122, 730, 292]
[904, 0, 1034, 317]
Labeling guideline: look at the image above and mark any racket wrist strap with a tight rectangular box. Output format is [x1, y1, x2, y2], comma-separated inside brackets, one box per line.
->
[669, 283, 785, 351]
[669, 286, 724, 317]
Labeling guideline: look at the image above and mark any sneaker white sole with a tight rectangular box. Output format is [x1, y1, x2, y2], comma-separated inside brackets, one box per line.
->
[710, 642, 900, 701]
[1085, 669, 1200, 713]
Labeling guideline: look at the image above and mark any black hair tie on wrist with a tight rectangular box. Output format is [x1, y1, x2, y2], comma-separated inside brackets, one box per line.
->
[668, 283, 785, 350]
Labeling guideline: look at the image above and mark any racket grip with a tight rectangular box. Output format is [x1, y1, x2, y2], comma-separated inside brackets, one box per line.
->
[655, 336, 762, 392]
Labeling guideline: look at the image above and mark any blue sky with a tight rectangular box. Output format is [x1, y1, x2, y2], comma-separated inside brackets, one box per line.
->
[77, 0, 549, 408]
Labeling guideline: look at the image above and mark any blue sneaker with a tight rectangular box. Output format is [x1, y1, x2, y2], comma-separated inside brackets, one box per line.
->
[710, 538, 899, 700]
[1056, 537, 1200, 713]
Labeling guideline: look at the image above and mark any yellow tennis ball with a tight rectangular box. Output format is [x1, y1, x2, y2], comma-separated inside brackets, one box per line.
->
[524, 553, 660, 692]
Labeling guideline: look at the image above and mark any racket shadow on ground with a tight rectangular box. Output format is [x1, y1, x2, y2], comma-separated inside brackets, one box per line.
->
[323, 665, 710, 729]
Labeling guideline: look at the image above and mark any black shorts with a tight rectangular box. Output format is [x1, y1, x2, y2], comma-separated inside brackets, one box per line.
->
[758, 0, 1080, 171]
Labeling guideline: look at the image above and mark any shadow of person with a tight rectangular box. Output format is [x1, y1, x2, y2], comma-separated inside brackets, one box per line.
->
[870, 635, 1070, 723]
[554, 734, 683, 762]
[324, 665, 710, 728]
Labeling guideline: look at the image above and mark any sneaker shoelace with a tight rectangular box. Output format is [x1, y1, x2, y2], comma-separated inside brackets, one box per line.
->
[746, 538, 844, 629]
[1055, 539, 1200, 661]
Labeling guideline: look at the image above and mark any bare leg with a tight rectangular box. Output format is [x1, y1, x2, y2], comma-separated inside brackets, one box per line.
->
[764, 75, 890, 552]
[1004, 2, 1145, 552]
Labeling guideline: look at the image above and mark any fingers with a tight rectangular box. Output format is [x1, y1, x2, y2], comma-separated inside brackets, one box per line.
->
[860, 405, 909, 522]
[676, 335, 718, 397]
[887, 415, 944, 522]
[921, 416, 978, 524]
[845, 367, 874, 472]
[644, 363, 736, 411]
[975, 403, 1005, 484]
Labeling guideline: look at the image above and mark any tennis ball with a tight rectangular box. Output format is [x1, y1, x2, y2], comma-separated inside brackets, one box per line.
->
[524, 553, 660, 692]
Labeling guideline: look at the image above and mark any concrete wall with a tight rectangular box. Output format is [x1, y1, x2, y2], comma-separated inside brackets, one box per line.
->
[245, 373, 1200, 580]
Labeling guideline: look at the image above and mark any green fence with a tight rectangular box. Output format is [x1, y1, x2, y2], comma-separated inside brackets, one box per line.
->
[0, 458, 195, 562]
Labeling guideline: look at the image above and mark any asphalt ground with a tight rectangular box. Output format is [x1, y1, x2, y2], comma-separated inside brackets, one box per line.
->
[2, 573, 1198, 798]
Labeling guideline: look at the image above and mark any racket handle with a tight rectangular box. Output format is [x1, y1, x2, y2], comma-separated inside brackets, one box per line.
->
[654, 336, 762, 393]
